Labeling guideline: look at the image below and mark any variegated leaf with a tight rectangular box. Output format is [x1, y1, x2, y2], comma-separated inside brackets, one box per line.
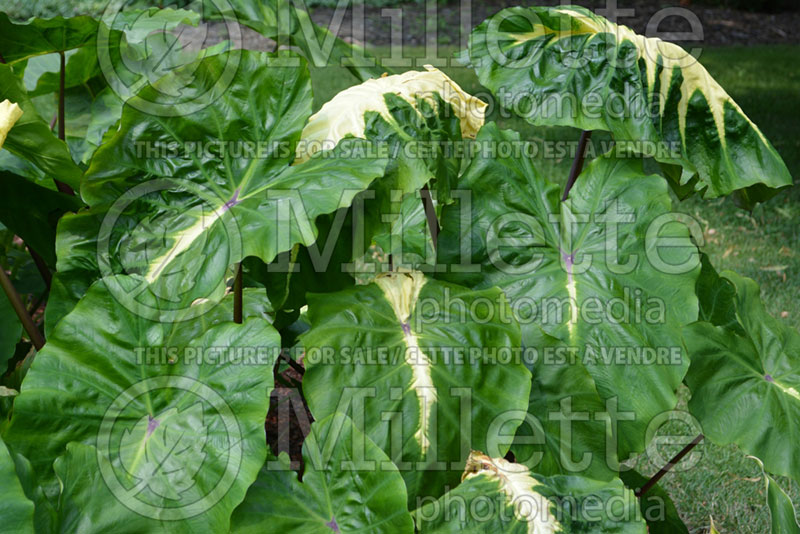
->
[414, 451, 646, 533]
[684, 271, 800, 487]
[301, 271, 531, 505]
[464, 6, 792, 207]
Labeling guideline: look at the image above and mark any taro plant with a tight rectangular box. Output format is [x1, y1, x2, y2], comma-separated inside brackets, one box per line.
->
[0, 2, 798, 533]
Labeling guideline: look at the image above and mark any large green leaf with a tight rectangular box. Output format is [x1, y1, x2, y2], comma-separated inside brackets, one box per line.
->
[437, 124, 700, 460]
[301, 271, 531, 504]
[0, 436, 34, 534]
[0, 64, 83, 189]
[464, 6, 792, 207]
[231, 413, 414, 533]
[3, 277, 279, 531]
[83, 50, 386, 281]
[684, 271, 800, 486]
[414, 450, 646, 533]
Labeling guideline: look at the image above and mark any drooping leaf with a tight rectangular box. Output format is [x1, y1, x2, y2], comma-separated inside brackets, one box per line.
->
[5, 449, 56, 534]
[695, 253, 743, 335]
[437, 124, 700, 461]
[24, 47, 101, 97]
[751, 456, 800, 534]
[301, 271, 531, 504]
[296, 69, 483, 273]
[244, 206, 358, 319]
[0, 13, 98, 64]
[0, 170, 81, 266]
[206, 0, 388, 82]
[295, 66, 486, 163]
[0, 436, 35, 534]
[0, 9, 200, 65]
[0, 67, 82, 189]
[231, 413, 414, 533]
[4, 276, 279, 532]
[684, 271, 800, 486]
[414, 450, 646, 533]
[464, 6, 792, 207]
[619, 469, 689, 534]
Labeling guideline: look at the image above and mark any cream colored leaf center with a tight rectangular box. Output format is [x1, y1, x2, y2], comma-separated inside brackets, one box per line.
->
[375, 271, 437, 454]
[463, 451, 562, 534]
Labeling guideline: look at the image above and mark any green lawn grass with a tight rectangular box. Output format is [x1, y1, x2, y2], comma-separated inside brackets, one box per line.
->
[310, 44, 800, 533]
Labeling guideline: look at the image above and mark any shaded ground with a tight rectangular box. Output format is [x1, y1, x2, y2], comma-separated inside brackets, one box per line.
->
[309, 0, 800, 48]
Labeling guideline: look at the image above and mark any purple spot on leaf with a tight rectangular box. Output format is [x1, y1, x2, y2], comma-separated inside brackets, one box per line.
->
[402, 322, 411, 336]
[147, 415, 160, 437]
[223, 188, 241, 211]
[561, 249, 576, 285]
[765, 374, 774, 382]
[325, 517, 340, 533]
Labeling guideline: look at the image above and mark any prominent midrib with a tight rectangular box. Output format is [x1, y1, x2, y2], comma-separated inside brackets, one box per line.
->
[463, 452, 561, 534]
[143, 204, 223, 283]
[374, 272, 437, 454]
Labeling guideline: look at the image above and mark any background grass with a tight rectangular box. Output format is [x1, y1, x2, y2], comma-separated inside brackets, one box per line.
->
[310, 44, 800, 533]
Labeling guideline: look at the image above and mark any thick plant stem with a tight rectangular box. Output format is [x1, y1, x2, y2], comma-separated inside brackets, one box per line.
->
[28, 247, 52, 290]
[55, 51, 74, 196]
[561, 130, 593, 201]
[420, 184, 439, 251]
[233, 263, 243, 324]
[637, 433, 704, 497]
[0, 268, 45, 351]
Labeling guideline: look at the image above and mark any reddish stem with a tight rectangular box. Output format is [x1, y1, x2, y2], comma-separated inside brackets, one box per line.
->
[637, 434, 704, 497]
[55, 51, 75, 196]
[561, 130, 593, 201]
[0, 268, 45, 351]
[233, 263, 243, 324]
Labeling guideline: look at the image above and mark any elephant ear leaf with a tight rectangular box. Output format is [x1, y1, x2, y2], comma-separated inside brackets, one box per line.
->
[438, 124, 700, 462]
[414, 451, 646, 533]
[0, 436, 35, 534]
[4, 277, 280, 532]
[301, 271, 532, 504]
[684, 271, 800, 486]
[76, 50, 386, 315]
[231, 413, 414, 534]
[464, 6, 791, 207]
